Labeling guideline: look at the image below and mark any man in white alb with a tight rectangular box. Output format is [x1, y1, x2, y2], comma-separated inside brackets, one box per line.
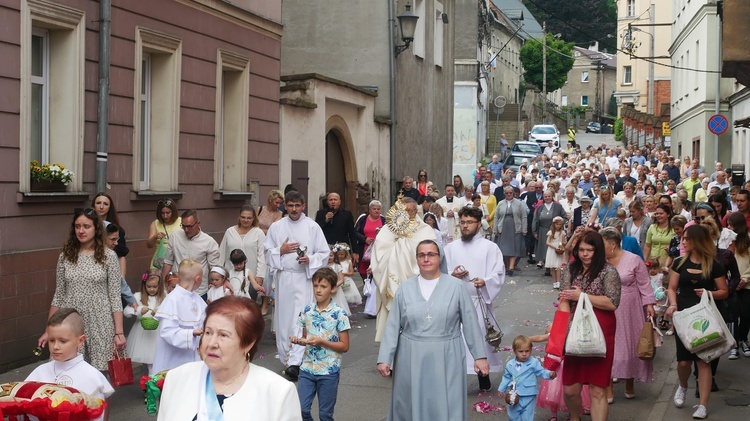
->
[444, 206, 506, 391]
[264, 191, 330, 380]
[436, 185, 466, 243]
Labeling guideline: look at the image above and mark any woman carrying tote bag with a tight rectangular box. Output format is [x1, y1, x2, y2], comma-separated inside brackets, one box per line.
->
[665, 225, 729, 419]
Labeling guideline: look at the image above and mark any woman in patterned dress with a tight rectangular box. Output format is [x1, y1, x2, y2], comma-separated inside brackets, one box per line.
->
[38, 208, 125, 370]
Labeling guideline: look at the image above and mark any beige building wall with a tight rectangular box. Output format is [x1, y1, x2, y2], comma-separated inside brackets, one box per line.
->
[614, 0, 672, 114]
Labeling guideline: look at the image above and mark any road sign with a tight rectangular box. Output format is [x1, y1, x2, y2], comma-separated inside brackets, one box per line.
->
[662, 122, 671, 136]
[708, 114, 729, 135]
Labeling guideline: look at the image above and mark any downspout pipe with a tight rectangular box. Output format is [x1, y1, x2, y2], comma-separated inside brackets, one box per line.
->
[388, 0, 397, 201]
[96, 0, 111, 193]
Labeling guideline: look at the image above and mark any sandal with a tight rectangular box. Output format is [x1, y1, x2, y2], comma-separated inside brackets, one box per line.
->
[658, 319, 670, 331]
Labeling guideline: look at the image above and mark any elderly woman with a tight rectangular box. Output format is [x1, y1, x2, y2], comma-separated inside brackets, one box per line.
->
[158, 296, 300, 419]
[559, 232, 621, 421]
[494, 186, 528, 275]
[533, 190, 567, 273]
[616, 182, 637, 216]
[569, 195, 594, 235]
[354, 200, 385, 279]
[39, 208, 125, 370]
[146, 198, 181, 270]
[590, 186, 622, 225]
[666, 225, 729, 419]
[623, 199, 652, 251]
[377, 240, 488, 420]
[220, 205, 267, 311]
[258, 190, 284, 235]
[561, 186, 580, 222]
[600, 228, 655, 402]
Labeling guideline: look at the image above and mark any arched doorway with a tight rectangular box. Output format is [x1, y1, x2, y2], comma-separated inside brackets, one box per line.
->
[325, 130, 347, 208]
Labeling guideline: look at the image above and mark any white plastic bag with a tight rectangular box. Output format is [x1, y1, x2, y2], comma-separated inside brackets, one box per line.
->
[565, 293, 606, 358]
[696, 293, 736, 362]
[672, 290, 726, 353]
[363, 275, 378, 317]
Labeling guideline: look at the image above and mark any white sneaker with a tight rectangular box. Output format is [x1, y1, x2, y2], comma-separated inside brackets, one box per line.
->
[740, 341, 750, 357]
[553, 282, 560, 289]
[692, 404, 707, 419]
[729, 348, 739, 360]
[674, 386, 686, 408]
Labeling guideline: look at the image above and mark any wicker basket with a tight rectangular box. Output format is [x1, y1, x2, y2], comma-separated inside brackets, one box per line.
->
[140, 316, 159, 331]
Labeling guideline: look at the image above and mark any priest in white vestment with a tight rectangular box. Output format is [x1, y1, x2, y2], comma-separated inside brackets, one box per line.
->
[444, 206, 505, 390]
[370, 197, 436, 342]
[264, 191, 330, 374]
[435, 185, 467, 243]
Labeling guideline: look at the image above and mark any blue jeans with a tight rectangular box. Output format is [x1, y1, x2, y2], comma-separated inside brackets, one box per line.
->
[298, 370, 339, 421]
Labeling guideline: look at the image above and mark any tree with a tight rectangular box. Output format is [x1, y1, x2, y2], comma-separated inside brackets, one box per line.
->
[519, 33, 575, 93]
[614, 118, 624, 142]
[522, 0, 617, 50]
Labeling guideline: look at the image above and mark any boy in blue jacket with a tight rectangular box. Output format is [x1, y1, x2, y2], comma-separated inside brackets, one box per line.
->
[498, 335, 556, 421]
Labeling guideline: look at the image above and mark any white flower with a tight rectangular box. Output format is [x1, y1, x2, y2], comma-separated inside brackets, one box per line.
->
[62, 169, 71, 176]
[49, 165, 60, 173]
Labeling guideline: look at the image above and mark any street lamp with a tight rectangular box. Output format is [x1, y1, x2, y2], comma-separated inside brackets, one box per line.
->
[630, 26, 655, 115]
[395, 3, 419, 56]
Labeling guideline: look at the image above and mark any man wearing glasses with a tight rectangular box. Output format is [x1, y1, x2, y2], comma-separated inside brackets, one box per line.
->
[444, 206, 505, 391]
[160, 209, 221, 298]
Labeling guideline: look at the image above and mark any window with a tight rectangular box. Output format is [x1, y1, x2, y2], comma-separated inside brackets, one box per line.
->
[581, 71, 589, 83]
[215, 50, 250, 192]
[20, 0, 86, 192]
[133, 27, 182, 192]
[623, 66, 632, 85]
[30, 29, 49, 164]
[413, 0, 425, 58]
[434, 1, 444, 67]
[562, 95, 568, 106]
[627, 0, 636, 17]
[582, 96, 589, 105]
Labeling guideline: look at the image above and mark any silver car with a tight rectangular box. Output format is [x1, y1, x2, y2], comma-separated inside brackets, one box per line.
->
[503, 152, 537, 173]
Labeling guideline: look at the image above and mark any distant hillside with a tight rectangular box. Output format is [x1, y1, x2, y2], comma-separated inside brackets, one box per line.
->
[521, 0, 617, 50]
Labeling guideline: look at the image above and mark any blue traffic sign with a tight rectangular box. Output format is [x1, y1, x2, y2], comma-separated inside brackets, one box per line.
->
[708, 114, 729, 135]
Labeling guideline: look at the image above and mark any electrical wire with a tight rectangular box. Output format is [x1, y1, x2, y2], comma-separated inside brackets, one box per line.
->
[522, 0, 721, 74]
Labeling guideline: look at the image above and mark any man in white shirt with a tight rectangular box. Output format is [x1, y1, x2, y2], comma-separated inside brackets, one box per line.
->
[543, 141, 555, 159]
[161, 209, 221, 297]
[558, 167, 571, 190]
[708, 170, 731, 192]
[605, 149, 620, 171]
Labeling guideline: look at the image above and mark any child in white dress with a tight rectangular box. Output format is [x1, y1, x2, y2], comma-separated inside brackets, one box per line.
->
[227, 249, 264, 300]
[545, 216, 567, 289]
[334, 243, 362, 306]
[124, 271, 166, 374]
[327, 248, 351, 315]
[27, 308, 114, 421]
[206, 266, 231, 303]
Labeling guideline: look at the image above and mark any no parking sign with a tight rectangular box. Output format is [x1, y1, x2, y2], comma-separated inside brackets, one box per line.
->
[708, 114, 729, 135]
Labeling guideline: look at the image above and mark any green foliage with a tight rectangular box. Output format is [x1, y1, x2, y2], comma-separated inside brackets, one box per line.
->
[614, 118, 624, 141]
[519, 33, 575, 93]
[608, 93, 617, 116]
[522, 0, 618, 50]
[562, 104, 589, 117]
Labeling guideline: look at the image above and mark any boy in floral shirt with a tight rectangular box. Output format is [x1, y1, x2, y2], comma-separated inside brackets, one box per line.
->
[290, 267, 351, 421]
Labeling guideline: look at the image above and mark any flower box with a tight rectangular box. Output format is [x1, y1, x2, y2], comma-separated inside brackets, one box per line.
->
[30, 179, 68, 192]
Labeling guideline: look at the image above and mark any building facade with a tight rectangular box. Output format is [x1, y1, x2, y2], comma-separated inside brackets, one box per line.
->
[614, 0, 672, 117]
[0, 0, 282, 371]
[668, 0, 733, 164]
[281, 0, 455, 203]
[559, 46, 617, 125]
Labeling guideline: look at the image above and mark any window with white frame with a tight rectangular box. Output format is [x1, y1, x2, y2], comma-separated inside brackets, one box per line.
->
[30, 29, 49, 165]
[581, 71, 589, 83]
[623, 65, 632, 85]
[20, 0, 86, 193]
[133, 27, 181, 192]
[215, 50, 250, 192]
[581, 95, 589, 105]
[627, 0, 636, 17]
[434, 2, 444, 67]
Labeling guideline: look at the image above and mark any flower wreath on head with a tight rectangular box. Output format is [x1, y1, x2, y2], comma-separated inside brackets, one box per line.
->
[645, 261, 654, 267]
[586, 221, 602, 232]
[331, 243, 350, 253]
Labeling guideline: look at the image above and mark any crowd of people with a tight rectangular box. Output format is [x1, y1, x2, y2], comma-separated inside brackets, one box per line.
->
[27, 139, 750, 420]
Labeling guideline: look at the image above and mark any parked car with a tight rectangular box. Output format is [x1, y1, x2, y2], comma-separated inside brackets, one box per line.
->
[528, 124, 561, 149]
[503, 152, 537, 173]
[586, 122, 601, 133]
[511, 141, 542, 155]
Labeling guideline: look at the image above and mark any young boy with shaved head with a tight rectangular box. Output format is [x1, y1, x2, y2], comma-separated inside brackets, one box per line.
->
[26, 308, 114, 421]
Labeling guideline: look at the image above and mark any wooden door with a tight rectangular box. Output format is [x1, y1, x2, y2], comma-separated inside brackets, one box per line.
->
[325, 130, 347, 207]
[291, 160, 309, 203]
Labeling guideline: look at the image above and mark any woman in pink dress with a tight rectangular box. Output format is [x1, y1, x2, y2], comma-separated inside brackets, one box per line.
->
[354, 200, 385, 278]
[600, 227, 656, 401]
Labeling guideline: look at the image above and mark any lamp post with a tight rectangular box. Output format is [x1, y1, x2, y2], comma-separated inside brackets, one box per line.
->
[395, 3, 419, 56]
